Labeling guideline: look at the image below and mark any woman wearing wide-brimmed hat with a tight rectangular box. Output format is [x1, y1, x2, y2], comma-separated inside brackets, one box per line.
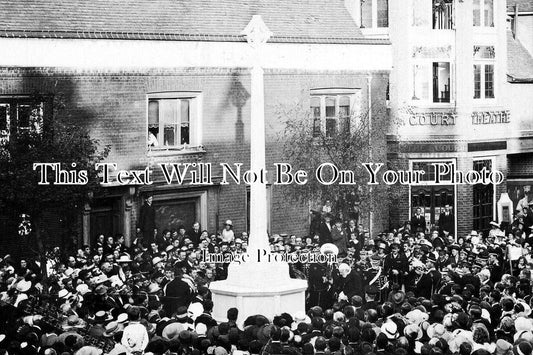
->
[221, 220, 235, 243]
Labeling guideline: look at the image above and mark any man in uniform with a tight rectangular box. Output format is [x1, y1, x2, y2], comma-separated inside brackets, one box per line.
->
[307, 261, 333, 310]
[383, 243, 409, 289]
[364, 254, 388, 302]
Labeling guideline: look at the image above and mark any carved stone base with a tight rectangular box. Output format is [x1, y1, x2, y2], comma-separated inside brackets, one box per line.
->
[209, 260, 307, 323]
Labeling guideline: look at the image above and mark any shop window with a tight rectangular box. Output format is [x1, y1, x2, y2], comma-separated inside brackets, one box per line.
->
[360, 0, 388, 28]
[0, 99, 44, 143]
[433, 0, 454, 30]
[410, 160, 455, 231]
[473, 46, 495, 99]
[310, 89, 359, 138]
[412, 62, 451, 103]
[411, 187, 454, 230]
[473, 159, 494, 234]
[147, 92, 201, 150]
[473, 0, 494, 27]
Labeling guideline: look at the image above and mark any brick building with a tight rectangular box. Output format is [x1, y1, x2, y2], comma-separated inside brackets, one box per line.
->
[0, 0, 390, 249]
[382, 0, 533, 236]
[1, 0, 531, 250]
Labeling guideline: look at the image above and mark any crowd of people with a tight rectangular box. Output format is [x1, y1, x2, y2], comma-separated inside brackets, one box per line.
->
[1, 196, 533, 355]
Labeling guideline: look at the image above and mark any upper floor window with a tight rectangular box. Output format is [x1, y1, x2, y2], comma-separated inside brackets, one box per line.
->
[360, 0, 388, 28]
[412, 62, 451, 103]
[473, 0, 494, 27]
[310, 89, 359, 138]
[0, 98, 44, 143]
[147, 92, 201, 150]
[433, 0, 454, 29]
[473, 46, 495, 99]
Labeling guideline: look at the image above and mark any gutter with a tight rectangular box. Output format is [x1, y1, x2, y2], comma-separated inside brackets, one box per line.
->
[507, 74, 533, 83]
[0, 29, 391, 45]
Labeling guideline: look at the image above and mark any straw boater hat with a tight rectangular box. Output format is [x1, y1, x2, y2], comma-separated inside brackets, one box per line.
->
[103, 321, 121, 337]
[116, 254, 132, 263]
[93, 274, 109, 285]
[94, 310, 112, 323]
[16, 280, 31, 293]
[58, 289, 72, 300]
[291, 311, 311, 331]
[490, 221, 500, 228]
[381, 321, 399, 340]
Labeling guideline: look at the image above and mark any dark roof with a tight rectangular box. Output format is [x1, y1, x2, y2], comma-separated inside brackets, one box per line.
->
[507, 0, 533, 13]
[507, 31, 533, 83]
[0, 0, 386, 44]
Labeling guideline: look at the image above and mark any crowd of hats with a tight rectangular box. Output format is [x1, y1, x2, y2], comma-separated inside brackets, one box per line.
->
[0, 216, 533, 355]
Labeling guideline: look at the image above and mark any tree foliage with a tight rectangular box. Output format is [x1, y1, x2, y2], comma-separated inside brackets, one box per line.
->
[277, 100, 390, 222]
[0, 93, 109, 254]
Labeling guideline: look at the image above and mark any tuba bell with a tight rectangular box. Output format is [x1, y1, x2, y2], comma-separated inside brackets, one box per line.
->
[320, 243, 339, 256]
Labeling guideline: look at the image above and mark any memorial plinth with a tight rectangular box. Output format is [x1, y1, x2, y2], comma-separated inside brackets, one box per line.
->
[209, 15, 308, 323]
[209, 258, 308, 322]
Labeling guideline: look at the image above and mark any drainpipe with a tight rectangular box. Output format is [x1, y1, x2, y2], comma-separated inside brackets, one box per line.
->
[513, 5, 519, 39]
[367, 74, 373, 237]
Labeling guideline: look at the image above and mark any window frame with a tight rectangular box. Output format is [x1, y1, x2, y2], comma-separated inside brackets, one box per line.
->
[309, 88, 361, 138]
[473, 45, 496, 102]
[411, 60, 454, 106]
[473, 0, 495, 28]
[360, 0, 389, 29]
[472, 156, 496, 233]
[0, 96, 45, 143]
[432, 0, 455, 30]
[146, 91, 203, 154]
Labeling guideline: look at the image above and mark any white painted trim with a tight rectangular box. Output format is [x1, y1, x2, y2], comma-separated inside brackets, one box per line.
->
[0, 38, 392, 71]
[146, 92, 203, 149]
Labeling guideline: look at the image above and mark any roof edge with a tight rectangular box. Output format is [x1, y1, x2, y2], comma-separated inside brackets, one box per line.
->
[0, 30, 390, 45]
[507, 74, 533, 83]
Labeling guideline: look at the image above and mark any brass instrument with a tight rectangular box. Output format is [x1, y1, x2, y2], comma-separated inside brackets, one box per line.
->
[319, 243, 339, 284]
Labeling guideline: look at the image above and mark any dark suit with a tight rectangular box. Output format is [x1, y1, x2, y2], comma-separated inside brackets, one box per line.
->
[411, 214, 426, 233]
[414, 273, 433, 299]
[317, 221, 332, 244]
[188, 228, 202, 247]
[334, 270, 363, 299]
[331, 226, 347, 255]
[162, 278, 193, 317]
[523, 213, 533, 231]
[438, 212, 455, 236]
[138, 202, 156, 244]
[383, 253, 409, 287]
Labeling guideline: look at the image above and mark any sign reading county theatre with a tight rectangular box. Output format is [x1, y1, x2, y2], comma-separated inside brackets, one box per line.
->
[471, 110, 510, 125]
[409, 112, 457, 126]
